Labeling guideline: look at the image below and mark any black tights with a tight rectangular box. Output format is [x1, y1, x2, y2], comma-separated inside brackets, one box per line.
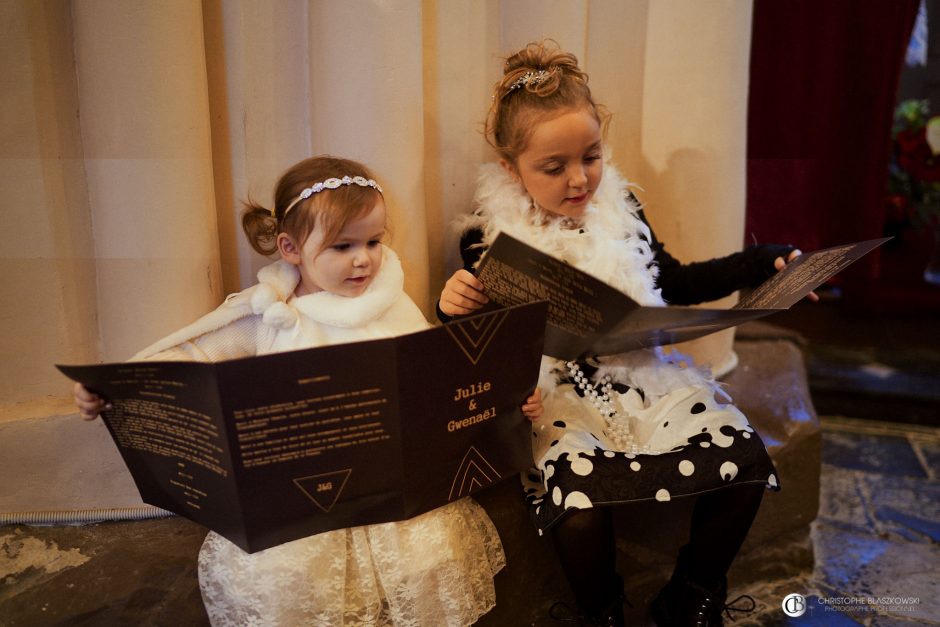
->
[550, 506, 618, 613]
[686, 483, 765, 584]
[549, 483, 765, 613]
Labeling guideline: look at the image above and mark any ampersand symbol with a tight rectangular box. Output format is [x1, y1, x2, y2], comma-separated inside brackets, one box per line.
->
[468, 399, 478, 411]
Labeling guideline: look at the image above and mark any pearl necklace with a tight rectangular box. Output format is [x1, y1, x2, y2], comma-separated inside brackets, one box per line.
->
[566, 361, 638, 452]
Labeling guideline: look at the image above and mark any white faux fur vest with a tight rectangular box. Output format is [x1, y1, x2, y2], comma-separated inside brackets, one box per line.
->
[463, 161, 716, 400]
[461, 162, 664, 307]
[132, 245, 418, 360]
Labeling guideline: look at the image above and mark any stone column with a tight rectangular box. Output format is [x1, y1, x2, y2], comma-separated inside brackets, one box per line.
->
[307, 0, 430, 311]
[72, 0, 222, 361]
[0, 0, 96, 410]
[203, 0, 311, 293]
[499, 0, 588, 57]
[637, 1, 753, 375]
[421, 0, 498, 296]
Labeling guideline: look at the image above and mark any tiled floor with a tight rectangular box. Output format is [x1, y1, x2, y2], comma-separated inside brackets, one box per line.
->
[2, 414, 936, 626]
[737, 415, 940, 626]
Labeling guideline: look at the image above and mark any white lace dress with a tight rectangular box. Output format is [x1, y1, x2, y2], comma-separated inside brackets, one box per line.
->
[135, 248, 505, 626]
[198, 500, 503, 626]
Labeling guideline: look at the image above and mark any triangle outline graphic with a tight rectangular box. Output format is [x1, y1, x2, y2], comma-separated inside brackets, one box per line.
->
[444, 310, 509, 365]
[293, 469, 352, 513]
[448, 446, 501, 500]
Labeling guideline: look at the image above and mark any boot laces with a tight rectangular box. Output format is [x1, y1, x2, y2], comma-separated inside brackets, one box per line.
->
[722, 594, 756, 622]
[691, 592, 757, 626]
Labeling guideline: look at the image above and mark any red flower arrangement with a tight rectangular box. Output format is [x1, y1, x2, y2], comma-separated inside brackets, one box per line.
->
[887, 99, 940, 229]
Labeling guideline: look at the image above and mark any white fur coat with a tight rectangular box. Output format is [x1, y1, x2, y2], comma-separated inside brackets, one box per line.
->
[132, 246, 428, 362]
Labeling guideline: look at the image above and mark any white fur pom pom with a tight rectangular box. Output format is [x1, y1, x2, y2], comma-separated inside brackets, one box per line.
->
[262, 301, 298, 329]
[251, 284, 278, 314]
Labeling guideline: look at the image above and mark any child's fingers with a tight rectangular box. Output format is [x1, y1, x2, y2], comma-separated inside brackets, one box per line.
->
[440, 270, 489, 315]
[77, 400, 104, 420]
[454, 269, 486, 292]
[775, 249, 803, 271]
[73, 382, 95, 402]
[440, 295, 484, 316]
[451, 270, 488, 303]
[521, 388, 543, 420]
[774, 250, 817, 302]
[76, 398, 107, 419]
[442, 293, 486, 314]
[73, 382, 109, 420]
[521, 404, 543, 421]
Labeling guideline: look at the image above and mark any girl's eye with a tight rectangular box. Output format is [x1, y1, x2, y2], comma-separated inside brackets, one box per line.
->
[544, 165, 564, 176]
[367, 240, 381, 248]
[585, 153, 601, 163]
[332, 243, 351, 251]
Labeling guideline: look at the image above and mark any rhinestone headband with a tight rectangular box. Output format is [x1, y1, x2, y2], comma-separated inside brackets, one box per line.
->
[503, 69, 553, 98]
[278, 175, 384, 218]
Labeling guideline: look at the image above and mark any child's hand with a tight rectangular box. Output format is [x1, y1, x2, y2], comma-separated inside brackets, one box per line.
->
[439, 269, 489, 316]
[74, 382, 109, 421]
[774, 249, 819, 302]
[521, 388, 543, 421]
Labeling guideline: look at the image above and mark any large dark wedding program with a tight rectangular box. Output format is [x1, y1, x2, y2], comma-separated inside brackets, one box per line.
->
[58, 302, 547, 553]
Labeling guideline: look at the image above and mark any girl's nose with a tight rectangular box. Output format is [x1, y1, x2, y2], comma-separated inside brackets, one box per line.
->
[352, 249, 369, 267]
[569, 165, 587, 188]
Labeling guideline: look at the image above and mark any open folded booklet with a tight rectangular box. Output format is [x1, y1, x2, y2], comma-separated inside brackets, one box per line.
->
[57, 301, 547, 554]
[475, 233, 889, 360]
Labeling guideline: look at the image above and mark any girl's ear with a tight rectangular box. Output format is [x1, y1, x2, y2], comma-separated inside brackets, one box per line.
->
[277, 233, 302, 265]
[499, 158, 521, 183]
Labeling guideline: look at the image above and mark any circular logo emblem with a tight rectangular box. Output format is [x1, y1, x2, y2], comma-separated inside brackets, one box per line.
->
[782, 593, 807, 617]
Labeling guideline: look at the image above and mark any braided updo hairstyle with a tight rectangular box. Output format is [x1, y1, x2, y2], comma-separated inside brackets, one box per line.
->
[485, 39, 609, 164]
[242, 156, 384, 256]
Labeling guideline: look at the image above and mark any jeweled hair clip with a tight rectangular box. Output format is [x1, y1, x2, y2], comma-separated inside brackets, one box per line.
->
[503, 69, 553, 98]
[278, 175, 383, 218]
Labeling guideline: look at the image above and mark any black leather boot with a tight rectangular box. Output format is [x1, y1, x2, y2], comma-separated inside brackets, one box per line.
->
[652, 546, 720, 627]
[650, 549, 755, 627]
[550, 574, 626, 626]
[650, 572, 727, 627]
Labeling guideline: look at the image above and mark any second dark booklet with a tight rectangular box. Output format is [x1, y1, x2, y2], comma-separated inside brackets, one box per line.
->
[476, 232, 888, 359]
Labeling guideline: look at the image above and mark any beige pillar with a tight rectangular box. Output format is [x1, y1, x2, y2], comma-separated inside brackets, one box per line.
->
[308, 0, 430, 312]
[585, 1, 649, 178]
[72, 0, 222, 360]
[203, 0, 311, 293]
[422, 0, 499, 291]
[498, 0, 588, 57]
[0, 0, 96, 413]
[636, 1, 753, 375]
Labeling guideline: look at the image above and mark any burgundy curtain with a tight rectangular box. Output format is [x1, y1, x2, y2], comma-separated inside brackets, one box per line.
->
[746, 0, 920, 284]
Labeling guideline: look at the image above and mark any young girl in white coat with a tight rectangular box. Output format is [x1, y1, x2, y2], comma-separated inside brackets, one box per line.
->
[438, 42, 807, 626]
[75, 155, 541, 626]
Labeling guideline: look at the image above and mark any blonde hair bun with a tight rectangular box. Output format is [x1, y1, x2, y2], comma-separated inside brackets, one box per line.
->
[500, 40, 588, 99]
[485, 39, 608, 163]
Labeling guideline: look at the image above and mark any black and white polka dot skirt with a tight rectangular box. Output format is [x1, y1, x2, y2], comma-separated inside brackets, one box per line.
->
[522, 383, 780, 535]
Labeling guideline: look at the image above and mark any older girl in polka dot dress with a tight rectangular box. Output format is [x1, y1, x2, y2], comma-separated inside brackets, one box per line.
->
[437, 41, 806, 626]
